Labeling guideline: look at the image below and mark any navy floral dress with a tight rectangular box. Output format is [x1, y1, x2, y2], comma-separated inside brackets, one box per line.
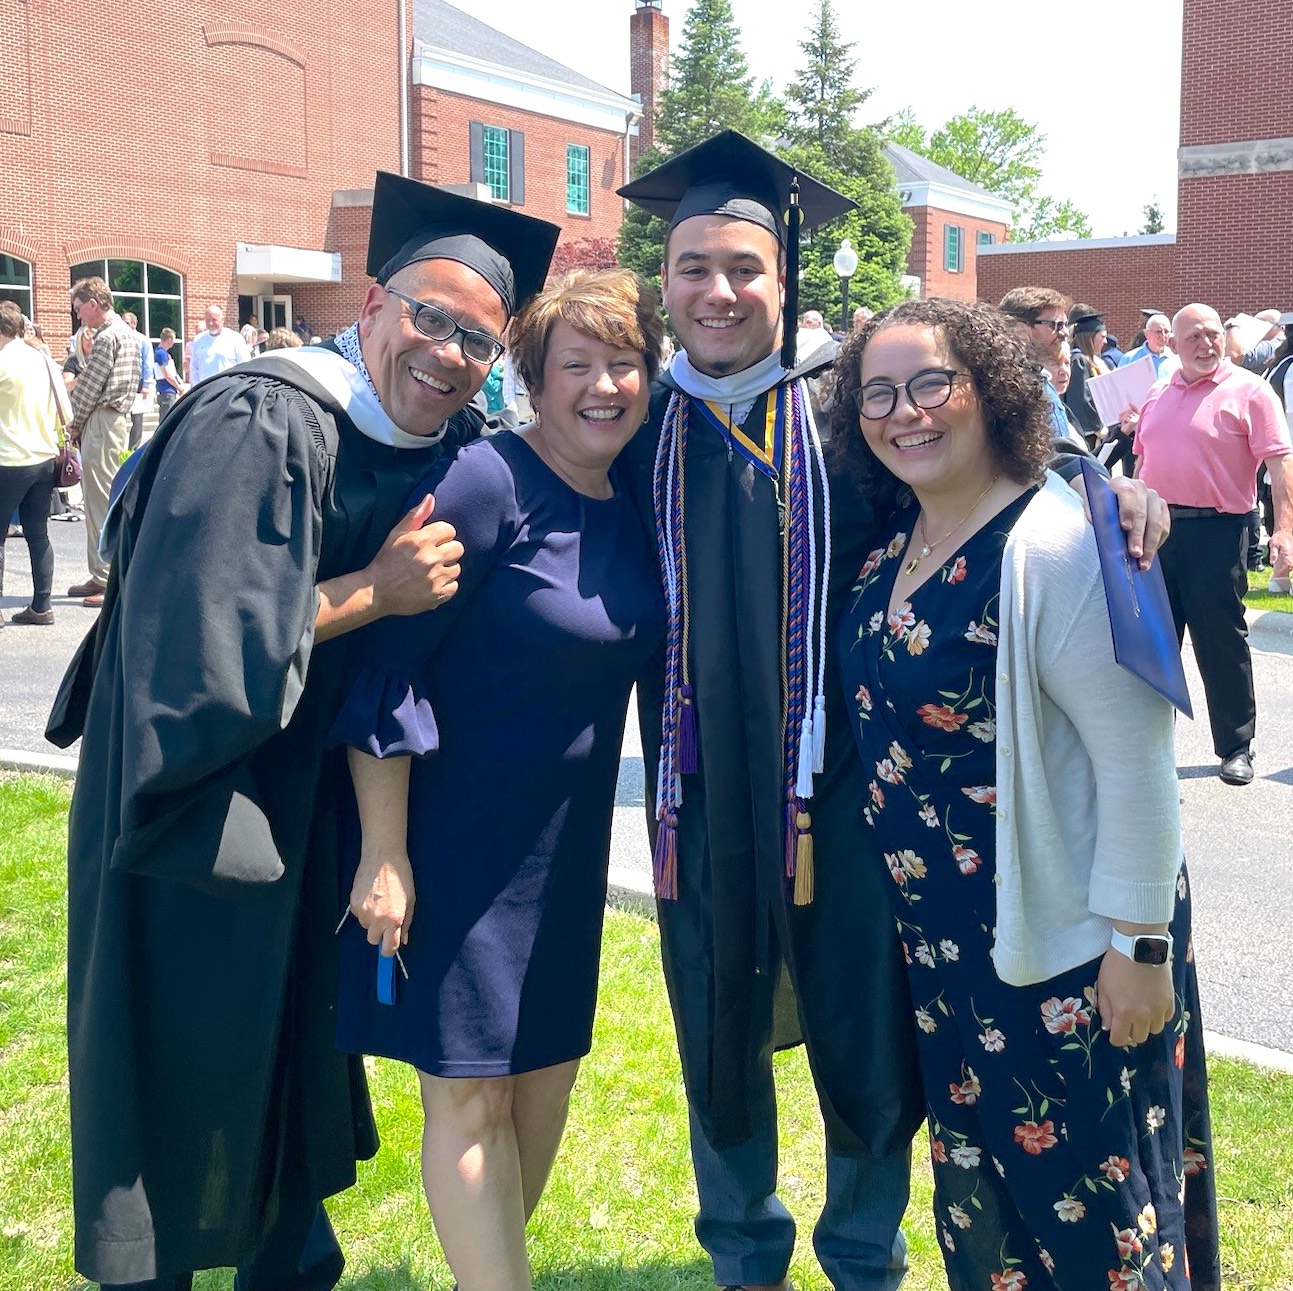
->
[837, 495, 1219, 1291]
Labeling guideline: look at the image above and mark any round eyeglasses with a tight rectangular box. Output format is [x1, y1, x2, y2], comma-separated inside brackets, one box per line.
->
[386, 287, 504, 366]
[854, 368, 968, 421]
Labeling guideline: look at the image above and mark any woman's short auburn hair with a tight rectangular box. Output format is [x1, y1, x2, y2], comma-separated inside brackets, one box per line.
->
[828, 297, 1054, 509]
[508, 269, 665, 395]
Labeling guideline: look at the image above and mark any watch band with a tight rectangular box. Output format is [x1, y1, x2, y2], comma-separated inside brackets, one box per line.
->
[1109, 929, 1173, 965]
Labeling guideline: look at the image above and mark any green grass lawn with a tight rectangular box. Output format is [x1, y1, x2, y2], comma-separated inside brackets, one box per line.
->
[1245, 565, 1293, 615]
[3, 774, 1292, 1289]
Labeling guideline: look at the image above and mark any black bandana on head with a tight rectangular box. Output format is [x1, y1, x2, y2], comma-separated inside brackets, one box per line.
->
[376, 230, 516, 314]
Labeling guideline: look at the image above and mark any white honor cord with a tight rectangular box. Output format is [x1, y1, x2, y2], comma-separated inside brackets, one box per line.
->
[806, 394, 832, 774]
[795, 381, 820, 799]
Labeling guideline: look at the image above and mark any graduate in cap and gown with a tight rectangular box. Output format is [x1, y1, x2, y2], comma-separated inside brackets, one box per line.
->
[616, 132, 1174, 1291]
[48, 173, 559, 1291]
[616, 131, 922, 1291]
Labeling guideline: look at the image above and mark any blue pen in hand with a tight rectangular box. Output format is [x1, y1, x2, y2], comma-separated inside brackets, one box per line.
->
[376, 947, 409, 1005]
[377, 951, 397, 1005]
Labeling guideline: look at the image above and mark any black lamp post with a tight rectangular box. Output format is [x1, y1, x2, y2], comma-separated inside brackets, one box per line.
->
[833, 238, 859, 334]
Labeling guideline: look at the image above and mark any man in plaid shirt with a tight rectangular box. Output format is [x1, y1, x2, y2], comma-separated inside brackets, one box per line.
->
[68, 276, 142, 606]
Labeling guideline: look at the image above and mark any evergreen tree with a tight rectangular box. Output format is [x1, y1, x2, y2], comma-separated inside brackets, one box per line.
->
[615, 0, 910, 320]
[784, 0, 869, 152]
[616, 148, 671, 290]
[781, 3, 909, 320]
[784, 137, 911, 326]
[654, 0, 785, 153]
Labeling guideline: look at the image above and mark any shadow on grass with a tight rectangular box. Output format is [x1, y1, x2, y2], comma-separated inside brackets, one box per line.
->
[341, 1259, 715, 1290]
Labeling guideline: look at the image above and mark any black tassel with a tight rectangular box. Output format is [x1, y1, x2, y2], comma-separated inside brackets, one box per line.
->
[781, 175, 802, 371]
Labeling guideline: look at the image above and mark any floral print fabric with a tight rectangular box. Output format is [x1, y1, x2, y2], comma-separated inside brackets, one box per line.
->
[838, 496, 1218, 1291]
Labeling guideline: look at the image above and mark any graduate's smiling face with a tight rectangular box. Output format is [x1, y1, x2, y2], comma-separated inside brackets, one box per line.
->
[358, 258, 508, 436]
[662, 215, 785, 378]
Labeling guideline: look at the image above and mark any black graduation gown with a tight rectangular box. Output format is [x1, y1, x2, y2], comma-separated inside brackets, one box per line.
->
[48, 359, 476, 1284]
[620, 362, 923, 1157]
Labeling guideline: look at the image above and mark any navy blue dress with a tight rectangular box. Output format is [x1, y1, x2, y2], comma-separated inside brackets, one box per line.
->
[332, 431, 664, 1076]
[837, 494, 1217, 1291]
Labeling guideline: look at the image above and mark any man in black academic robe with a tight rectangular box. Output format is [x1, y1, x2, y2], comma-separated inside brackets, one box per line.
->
[48, 174, 559, 1291]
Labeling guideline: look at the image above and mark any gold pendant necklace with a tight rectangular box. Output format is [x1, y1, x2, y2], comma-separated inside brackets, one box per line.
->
[903, 478, 998, 576]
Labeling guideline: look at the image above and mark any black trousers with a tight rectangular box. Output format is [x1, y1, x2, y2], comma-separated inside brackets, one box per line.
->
[0, 458, 57, 611]
[1159, 511, 1255, 757]
[99, 1202, 343, 1291]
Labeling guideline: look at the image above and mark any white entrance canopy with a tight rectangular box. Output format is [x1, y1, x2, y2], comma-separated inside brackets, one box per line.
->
[235, 243, 342, 291]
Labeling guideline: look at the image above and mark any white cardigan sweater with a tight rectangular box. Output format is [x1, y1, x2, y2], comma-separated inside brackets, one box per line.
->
[991, 472, 1184, 986]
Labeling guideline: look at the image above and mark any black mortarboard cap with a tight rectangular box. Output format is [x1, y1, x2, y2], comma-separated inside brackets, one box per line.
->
[618, 131, 856, 368]
[1068, 304, 1106, 336]
[1140, 307, 1166, 319]
[365, 172, 561, 315]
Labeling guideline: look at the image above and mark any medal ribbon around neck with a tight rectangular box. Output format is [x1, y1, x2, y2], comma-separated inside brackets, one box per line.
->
[692, 392, 783, 480]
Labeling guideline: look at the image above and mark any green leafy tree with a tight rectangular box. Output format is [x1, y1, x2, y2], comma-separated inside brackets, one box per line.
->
[784, 0, 869, 152]
[1140, 200, 1165, 234]
[882, 107, 927, 154]
[885, 105, 1092, 242]
[654, 0, 785, 153]
[785, 137, 911, 326]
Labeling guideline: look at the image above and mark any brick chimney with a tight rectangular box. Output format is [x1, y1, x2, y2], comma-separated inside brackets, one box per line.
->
[629, 0, 668, 166]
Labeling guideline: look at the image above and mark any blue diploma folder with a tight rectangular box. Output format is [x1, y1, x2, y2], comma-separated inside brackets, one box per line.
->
[1080, 458, 1193, 718]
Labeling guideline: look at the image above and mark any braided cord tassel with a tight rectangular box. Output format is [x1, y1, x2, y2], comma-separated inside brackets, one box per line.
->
[779, 387, 814, 904]
[651, 395, 690, 898]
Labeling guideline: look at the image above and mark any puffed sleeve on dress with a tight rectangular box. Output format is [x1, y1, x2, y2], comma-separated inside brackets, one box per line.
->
[331, 436, 521, 758]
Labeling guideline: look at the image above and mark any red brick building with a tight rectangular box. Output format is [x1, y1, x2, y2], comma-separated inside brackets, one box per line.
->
[884, 144, 1012, 302]
[0, 0, 638, 355]
[976, 2, 1292, 337]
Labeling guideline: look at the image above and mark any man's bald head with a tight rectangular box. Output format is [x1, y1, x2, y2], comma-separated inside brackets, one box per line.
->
[1170, 303, 1225, 382]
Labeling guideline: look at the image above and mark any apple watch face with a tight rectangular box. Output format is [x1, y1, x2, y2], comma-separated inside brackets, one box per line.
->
[1133, 936, 1171, 966]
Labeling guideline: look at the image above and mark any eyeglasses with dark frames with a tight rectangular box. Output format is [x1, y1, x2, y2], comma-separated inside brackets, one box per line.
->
[1032, 318, 1070, 334]
[386, 287, 504, 366]
[854, 368, 970, 421]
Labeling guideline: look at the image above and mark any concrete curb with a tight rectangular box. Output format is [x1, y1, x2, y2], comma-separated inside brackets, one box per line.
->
[9, 749, 1293, 1076]
[0, 747, 77, 779]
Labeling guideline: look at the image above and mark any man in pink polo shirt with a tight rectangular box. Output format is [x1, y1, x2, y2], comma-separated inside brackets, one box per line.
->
[1129, 302, 1293, 784]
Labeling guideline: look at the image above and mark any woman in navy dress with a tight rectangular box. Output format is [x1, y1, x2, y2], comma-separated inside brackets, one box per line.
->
[331, 270, 665, 1290]
[828, 299, 1219, 1290]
